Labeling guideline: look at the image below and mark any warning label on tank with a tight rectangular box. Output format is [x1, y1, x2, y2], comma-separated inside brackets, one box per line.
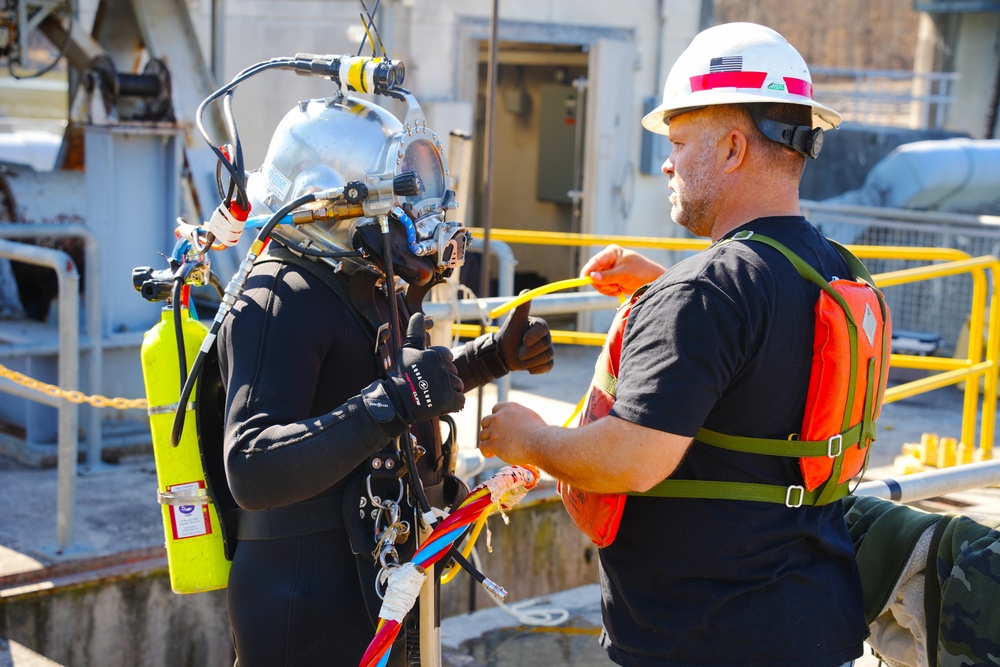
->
[169, 481, 212, 540]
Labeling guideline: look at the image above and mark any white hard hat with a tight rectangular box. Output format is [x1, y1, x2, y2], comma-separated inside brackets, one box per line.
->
[642, 22, 842, 135]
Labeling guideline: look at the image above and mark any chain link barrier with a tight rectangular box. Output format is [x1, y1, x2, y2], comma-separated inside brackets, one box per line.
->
[0, 362, 148, 410]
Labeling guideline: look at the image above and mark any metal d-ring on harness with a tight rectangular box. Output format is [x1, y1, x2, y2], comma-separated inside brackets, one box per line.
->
[367, 475, 412, 598]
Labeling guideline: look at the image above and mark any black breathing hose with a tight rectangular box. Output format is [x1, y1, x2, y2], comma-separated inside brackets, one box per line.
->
[270, 232, 364, 259]
[380, 218, 402, 364]
[170, 263, 197, 394]
[380, 215, 422, 507]
[379, 217, 435, 516]
[168, 192, 320, 447]
[172, 279, 187, 393]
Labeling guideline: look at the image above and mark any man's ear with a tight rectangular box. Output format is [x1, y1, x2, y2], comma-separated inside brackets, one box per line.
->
[722, 129, 748, 174]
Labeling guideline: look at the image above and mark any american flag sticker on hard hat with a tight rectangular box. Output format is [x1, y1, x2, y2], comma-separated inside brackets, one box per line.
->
[709, 56, 743, 72]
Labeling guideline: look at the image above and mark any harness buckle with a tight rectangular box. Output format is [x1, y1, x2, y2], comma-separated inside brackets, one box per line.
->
[367, 474, 404, 506]
[157, 488, 210, 506]
[785, 485, 805, 508]
[827, 433, 843, 458]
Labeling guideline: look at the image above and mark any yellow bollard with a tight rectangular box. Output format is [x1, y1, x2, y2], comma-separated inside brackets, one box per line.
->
[957, 441, 974, 466]
[937, 437, 958, 468]
[921, 433, 939, 467]
[893, 453, 925, 475]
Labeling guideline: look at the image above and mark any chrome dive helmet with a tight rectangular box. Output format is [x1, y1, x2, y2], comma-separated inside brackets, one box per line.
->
[245, 91, 468, 286]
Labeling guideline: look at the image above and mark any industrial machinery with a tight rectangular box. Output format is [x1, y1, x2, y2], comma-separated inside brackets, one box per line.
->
[0, 0, 226, 476]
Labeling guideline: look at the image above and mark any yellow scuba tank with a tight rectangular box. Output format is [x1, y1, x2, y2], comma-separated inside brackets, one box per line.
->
[140, 306, 231, 593]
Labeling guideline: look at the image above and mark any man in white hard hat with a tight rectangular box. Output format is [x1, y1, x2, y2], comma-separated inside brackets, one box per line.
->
[479, 23, 868, 667]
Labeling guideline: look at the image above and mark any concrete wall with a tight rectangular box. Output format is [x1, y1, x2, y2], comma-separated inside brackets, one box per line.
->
[0, 491, 598, 667]
[0, 560, 233, 667]
[949, 12, 1000, 139]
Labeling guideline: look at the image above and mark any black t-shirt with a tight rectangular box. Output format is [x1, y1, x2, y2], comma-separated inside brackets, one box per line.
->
[602, 217, 866, 667]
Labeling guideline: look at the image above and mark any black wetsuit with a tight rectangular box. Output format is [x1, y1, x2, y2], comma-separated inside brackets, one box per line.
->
[218, 248, 499, 667]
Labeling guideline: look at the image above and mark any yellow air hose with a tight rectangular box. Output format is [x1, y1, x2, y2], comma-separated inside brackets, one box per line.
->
[440, 277, 597, 585]
[484, 275, 626, 429]
[486, 276, 593, 320]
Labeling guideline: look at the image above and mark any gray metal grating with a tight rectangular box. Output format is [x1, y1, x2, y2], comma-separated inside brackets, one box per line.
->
[804, 203, 1000, 357]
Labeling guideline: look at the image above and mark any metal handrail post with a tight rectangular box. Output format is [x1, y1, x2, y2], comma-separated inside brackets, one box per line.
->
[0, 239, 80, 553]
[979, 263, 1000, 459]
[0, 224, 103, 469]
[961, 265, 986, 455]
[468, 237, 516, 302]
[855, 459, 1000, 503]
[872, 255, 1000, 457]
[468, 237, 516, 402]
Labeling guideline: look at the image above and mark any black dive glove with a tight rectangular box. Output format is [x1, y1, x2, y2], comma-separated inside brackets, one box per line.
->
[453, 298, 555, 391]
[361, 312, 465, 439]
[496, 299, 555, 375]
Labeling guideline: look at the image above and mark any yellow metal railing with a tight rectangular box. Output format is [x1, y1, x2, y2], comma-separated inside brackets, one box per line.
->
[462, 228, 1000, 460]
[871, 255, 1000, 460]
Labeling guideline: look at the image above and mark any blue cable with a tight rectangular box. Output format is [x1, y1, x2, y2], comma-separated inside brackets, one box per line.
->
[246, 214, 288, 229]
[171, 238, 191, 263]
[390, 207, 421, 255]
[412, 525, 467, 567]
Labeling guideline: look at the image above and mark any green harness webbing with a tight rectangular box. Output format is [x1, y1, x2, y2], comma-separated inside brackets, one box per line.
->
[631, 231, 891, 507]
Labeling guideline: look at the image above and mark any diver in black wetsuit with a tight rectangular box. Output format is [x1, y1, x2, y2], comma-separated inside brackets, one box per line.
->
[215, 94, 554, 667]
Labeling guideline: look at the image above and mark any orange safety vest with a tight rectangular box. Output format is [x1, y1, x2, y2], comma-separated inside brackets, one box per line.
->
[559, 232, 892, 548]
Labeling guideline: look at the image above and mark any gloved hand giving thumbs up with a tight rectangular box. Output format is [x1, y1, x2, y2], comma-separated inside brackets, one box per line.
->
[451, 295, 555, 391]
[495, 298, 554, 375]
[383, 312, 465, 425]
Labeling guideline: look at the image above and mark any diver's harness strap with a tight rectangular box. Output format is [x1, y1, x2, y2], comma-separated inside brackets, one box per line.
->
[236, 494, 344, 540]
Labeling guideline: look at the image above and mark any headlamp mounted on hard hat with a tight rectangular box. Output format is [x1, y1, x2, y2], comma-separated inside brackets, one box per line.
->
[746, 105, 825, 159]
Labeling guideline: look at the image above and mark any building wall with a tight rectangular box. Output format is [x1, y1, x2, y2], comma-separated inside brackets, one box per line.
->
[714, 0, 921, 71]
[949, 12, 1000, 138]
[176, 0, 703, 278]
